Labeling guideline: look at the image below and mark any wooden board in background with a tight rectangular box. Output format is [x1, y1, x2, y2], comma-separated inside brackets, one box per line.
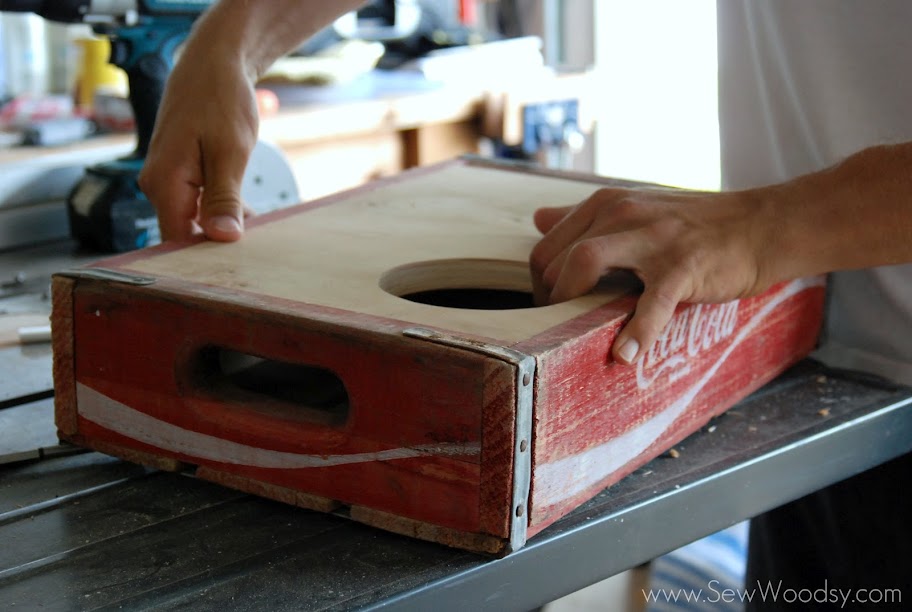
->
[0, 314, 49, 348]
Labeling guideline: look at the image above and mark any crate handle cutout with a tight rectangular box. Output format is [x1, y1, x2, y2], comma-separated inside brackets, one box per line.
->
[185, 346, 350, 427]
[379, 259, 539, 310]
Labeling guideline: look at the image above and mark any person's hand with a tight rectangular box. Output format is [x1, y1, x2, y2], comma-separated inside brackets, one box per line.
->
[529, 186, 774, 365]
[137, 0, 369, 243]
[138, 46, 259, 242]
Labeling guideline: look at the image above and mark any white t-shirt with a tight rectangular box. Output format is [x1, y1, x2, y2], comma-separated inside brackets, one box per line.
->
[717, 0, 912, 386]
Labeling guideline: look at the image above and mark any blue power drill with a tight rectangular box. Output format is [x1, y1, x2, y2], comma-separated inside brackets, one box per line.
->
[0, 0, 214, 252]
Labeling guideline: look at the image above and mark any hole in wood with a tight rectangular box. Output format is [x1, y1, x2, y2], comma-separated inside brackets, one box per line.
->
[379, 259, 538, 310]
[189, 347, 350, 426]
[401, 288, 534, 310]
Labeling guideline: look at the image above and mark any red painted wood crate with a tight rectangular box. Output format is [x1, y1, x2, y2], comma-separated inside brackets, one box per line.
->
[51, 158, 825, 555]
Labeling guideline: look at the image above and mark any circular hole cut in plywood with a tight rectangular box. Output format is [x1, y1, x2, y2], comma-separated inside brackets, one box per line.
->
[379, 259, 538, 310]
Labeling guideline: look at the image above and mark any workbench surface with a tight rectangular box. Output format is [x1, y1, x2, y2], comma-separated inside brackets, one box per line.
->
[3, 241, 912, 611]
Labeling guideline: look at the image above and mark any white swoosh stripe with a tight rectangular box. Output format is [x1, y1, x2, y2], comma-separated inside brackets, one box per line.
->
[535, 277, 825, 507]
[76, 383, 479, 468]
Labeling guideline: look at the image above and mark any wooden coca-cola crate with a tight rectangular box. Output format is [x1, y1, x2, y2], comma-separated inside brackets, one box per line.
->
[51, 158, 825, 555]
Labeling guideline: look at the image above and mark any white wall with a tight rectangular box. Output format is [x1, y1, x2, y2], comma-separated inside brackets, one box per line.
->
[593, 0, 719, 190]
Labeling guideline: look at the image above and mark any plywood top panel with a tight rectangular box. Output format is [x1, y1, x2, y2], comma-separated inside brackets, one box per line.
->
[126, 163, 628, 343]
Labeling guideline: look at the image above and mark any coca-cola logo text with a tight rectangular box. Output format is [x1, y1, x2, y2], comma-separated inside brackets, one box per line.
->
[636, 302, 740, 389]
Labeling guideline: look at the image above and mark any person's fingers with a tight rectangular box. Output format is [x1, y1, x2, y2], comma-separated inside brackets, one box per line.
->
[546, 241, 605, 303]
[611, 273, 690, 365]
[540, 239, 575, 290]
[529, 201, 595, 284]
[198, 139, 254, 242]
[531, 202, 593, 263]
[531, 206, 578, 305]
[533, 205, 574, 235]
[530, 189, 646, 292]
[139, 163, 202, 242]
[547, 232, 642, 303]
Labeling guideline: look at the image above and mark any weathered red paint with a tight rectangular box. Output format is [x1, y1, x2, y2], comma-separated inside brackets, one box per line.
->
[52, 159, 826, 555]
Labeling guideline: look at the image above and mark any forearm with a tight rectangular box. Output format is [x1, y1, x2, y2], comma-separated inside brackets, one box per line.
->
[185, 0, 368, 81]
[757, 142, 912, 287]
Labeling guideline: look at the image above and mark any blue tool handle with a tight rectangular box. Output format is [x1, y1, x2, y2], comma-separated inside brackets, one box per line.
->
[105, 21, 189, 158]
[123, 52, 168, 158]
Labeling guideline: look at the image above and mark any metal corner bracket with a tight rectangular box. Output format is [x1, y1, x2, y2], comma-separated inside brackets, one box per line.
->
[57, 268, 156, 286]
[403, 327, 535, 552]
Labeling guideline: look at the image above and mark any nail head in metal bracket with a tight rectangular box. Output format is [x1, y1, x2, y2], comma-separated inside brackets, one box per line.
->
[57, 268, 156, 286]
[403, 327, 535, 552]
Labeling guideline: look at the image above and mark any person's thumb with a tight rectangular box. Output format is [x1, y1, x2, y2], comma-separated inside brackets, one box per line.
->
[199, 186, 244, 241]
[198, 145, 251, 242]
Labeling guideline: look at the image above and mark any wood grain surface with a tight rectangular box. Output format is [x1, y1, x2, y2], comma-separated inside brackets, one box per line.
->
[121, 163, 627, 343]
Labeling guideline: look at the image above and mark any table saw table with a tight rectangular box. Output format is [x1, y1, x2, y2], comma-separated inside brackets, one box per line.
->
[2, 240, 912, 611]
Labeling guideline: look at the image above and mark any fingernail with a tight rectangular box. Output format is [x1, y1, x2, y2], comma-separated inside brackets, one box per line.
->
[617, 338, 639, 364]
[211, 216, 241, 234]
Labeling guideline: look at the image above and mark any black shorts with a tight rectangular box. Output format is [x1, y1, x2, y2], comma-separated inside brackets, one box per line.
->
[746, 452, 912, 610]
